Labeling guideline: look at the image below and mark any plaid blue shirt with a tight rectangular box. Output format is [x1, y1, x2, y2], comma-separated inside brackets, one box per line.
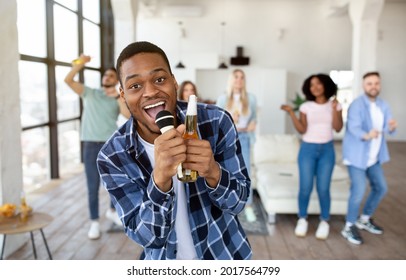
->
[97, 101, 252, 260]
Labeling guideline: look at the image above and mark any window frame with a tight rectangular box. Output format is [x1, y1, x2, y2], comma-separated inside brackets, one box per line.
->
[19, 0, 114, 186]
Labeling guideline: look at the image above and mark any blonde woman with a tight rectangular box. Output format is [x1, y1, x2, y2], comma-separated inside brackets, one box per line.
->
[216, 69, 257, 222]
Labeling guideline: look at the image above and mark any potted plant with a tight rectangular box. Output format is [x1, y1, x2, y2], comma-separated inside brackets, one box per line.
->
[292, 92, 306, 111]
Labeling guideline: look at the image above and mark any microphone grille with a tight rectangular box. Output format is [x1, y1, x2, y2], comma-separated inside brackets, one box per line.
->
[155, 110, 174, 129]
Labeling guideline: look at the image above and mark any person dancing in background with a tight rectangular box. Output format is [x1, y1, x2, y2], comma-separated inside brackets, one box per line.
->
[216, 69, 258, 223]
[64, 54, 130, 240]
[178, 80, 198, 101]
[281, 73, 343, 240]
[341, 71, 397, 245]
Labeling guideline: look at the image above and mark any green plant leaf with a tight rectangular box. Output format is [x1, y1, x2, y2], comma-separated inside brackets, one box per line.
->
[291, 92, 306, 111]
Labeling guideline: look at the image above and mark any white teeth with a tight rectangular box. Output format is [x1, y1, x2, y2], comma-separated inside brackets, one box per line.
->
[144, 101, 164, 109]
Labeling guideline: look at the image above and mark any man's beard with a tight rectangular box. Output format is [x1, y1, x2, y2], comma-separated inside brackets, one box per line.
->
[366, 89, 380, 98]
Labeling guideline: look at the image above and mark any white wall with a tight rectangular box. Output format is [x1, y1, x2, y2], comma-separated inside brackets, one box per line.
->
[377, 2, 406, 140]
[195, 68, 287, 135]
[111, 0, 138, 60]
[128, 0, 406, 140]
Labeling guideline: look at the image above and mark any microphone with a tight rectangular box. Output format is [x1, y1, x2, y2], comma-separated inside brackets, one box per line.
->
[155, 110, 175, 133]
[155, 110, 183, 179]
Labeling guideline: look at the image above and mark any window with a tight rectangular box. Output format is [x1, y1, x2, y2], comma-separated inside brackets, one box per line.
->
[58, 120, 81, 176]
[21, 127, 50, 189]
[17, 0, 47, 58]
[17, 0, 114, 192]
[54, 4, 79, 63]
[19, 61, 49, 127]
[55, 65, 81, 121]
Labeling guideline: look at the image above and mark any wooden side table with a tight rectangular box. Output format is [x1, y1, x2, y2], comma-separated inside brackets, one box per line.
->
[0, 212, 53, 260]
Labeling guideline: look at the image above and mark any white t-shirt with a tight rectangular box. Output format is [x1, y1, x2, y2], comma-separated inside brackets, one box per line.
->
[300, 100, 341, 143]
[138, 135, 198, 260]
[231, 93, 251, 129]
[367, 101, 384, 167]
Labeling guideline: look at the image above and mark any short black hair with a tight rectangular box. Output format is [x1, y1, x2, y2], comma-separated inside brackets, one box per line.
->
[105, 67, 117, 73]
[363, 71, 380, 80]
[116, 41, 172, 86]
[302, 73, 338, 101]
[104, 67, 117, 78]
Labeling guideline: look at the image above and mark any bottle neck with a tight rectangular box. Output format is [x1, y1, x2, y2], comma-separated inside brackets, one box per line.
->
[186, 95, 197, 115]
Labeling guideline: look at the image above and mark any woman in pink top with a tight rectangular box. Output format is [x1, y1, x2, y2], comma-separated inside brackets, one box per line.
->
[281, 74, 343, 240]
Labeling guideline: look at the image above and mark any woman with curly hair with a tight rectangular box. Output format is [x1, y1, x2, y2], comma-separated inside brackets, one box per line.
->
[281, 73, 343, 240]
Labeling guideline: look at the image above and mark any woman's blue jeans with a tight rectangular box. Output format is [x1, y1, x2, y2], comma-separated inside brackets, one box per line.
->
[239, 132, 253, 205]
[83, 141, 113, 220]
[298, 141, 335, 221]
[345, 163, 388, 223]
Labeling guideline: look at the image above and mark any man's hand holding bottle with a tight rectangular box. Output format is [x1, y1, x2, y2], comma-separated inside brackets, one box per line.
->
[72, 54, 91, 66]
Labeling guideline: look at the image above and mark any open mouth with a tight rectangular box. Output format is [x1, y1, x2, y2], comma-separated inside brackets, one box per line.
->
[144, 101, 165, 120]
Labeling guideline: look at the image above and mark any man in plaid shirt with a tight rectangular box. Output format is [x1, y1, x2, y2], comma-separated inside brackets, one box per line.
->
[97, 41, 252, 260]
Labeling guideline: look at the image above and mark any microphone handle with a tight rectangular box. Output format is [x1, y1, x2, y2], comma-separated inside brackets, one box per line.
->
[159, 126, 184, 179]
[160, 125, 173, 134]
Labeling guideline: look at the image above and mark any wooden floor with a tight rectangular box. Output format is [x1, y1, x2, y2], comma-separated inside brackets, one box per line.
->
[4, 142, 406, 260]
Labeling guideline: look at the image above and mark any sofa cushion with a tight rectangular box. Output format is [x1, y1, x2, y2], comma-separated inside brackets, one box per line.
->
[331, 164, 348, 181]
[256, 163, 349, 199]
[253, 134, 300, 164]
[256, 162, 347, 182]
[256, 163, 298, 199]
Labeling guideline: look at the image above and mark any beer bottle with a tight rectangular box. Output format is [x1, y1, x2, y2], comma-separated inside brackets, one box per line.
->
[179, 95, 199, 182]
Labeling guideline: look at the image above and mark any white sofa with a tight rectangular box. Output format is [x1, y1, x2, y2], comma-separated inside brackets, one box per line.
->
[252, 134, 349, 223]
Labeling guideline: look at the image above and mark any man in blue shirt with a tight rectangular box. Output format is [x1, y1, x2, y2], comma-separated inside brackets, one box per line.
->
[341, 72, 397, 245]
[97, 41, 252, 259]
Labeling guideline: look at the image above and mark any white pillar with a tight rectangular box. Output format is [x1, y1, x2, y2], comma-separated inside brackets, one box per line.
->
[0, 0, 26, 258]
[349, 0, 385, 96]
